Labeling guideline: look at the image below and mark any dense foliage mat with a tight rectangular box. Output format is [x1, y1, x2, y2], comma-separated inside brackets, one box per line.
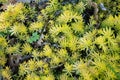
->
[0, 0, 120, 80]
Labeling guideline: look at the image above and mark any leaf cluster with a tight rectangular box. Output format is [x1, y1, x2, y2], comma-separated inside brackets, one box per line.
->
[0, 0, 120, 80]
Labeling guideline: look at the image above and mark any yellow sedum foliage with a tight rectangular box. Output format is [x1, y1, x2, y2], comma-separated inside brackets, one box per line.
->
[29, 22, 43, 32]
[0, 0, 120, 80]
[2, 67, 11, 80]
[6, 43, 20, 54]
[43, 45, 53, 58]
[25, 73, 40, 80]
[0, 36, 7, 48]
[22, 43, 32, 54]
[10, 23, 27, 35]
[0, 55, 6, 66]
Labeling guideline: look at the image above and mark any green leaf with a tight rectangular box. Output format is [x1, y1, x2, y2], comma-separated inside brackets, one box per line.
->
[28, 32, 40, 43]
[32, 32, 38, 36]
[27, 39, 33, 43]
[32, 37, 37, 42]
[34, 35, 39, 39]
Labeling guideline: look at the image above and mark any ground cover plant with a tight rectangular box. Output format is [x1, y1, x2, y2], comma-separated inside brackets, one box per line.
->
[0, 0, 120, 80]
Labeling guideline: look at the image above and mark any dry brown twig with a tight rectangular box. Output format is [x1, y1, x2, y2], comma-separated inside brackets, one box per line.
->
[0, 0, 17, 10]
[88, 0, 100, 28]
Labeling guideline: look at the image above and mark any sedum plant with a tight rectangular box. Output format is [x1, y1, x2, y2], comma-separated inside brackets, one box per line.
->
[0, 0, 120, 80]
